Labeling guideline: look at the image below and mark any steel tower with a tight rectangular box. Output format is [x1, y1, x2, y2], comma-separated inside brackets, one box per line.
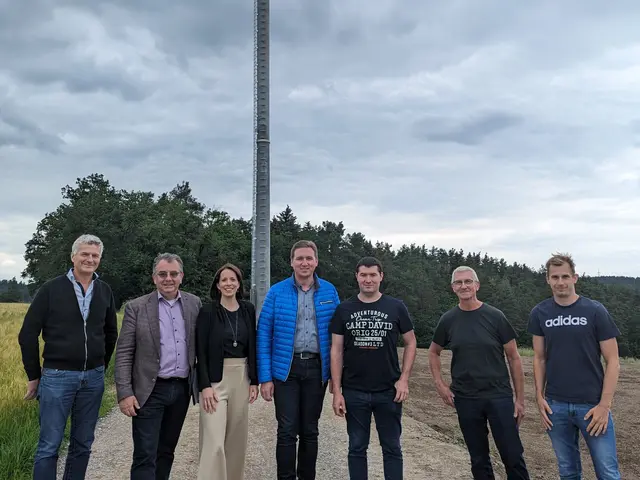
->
[250, 0, 270, 313]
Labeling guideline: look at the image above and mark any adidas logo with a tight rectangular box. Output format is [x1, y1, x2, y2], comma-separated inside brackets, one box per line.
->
[545, 315, 588, 327]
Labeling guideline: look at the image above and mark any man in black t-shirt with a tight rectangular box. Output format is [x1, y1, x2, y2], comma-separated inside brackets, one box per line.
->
[330, 257, 417, 480]
[429, 266, 529, 480]
[528, 253, 621, 480]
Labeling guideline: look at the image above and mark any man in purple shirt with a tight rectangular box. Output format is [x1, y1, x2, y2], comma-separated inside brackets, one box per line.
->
[115, 253, 202, 480]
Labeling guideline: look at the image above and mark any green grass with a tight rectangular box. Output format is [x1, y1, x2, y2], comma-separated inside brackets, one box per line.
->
[0, 303, 121, 480]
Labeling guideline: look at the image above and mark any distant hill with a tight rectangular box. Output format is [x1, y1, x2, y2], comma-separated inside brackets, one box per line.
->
[595, 276, 640, 290]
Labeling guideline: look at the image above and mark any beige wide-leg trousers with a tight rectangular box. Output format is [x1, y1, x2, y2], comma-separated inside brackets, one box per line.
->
[197, 357, 250, 480]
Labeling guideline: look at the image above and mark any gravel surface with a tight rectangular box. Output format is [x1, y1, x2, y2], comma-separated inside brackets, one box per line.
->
[57, 388, 473, 479]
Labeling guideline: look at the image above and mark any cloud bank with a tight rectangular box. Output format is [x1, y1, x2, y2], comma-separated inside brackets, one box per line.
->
[1, 0, 639, 279]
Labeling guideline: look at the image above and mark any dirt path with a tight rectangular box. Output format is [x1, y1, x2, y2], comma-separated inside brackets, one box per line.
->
[55, 348, 640, 479]
[58, 389, 473, 479]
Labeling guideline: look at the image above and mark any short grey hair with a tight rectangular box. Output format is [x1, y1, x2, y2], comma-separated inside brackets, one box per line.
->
[71, 234, 104, 259]
[451, 266, 479, 283]
[152, 253, 184, 274]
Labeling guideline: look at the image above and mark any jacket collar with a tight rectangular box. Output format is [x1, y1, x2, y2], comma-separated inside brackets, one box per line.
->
[288, 273, 320, 290]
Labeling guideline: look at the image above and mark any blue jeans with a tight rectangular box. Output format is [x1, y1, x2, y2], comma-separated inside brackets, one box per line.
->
[34, 366, 105, 480]
[454, 396, 529, 480]
[343, 387, 403, 480]
[546, 397, 621, 480]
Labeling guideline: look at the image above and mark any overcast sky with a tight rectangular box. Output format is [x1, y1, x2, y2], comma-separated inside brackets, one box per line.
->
[1, 1, 639, 281]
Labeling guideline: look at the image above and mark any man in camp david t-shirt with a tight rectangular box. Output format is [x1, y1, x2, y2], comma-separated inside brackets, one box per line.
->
[332, 291, 414, 393]
[330, 256, 417, 480]
[528, 253, 621, 480]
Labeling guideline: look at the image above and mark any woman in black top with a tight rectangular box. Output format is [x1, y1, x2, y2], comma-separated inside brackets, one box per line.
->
[195, 263, 258, 480]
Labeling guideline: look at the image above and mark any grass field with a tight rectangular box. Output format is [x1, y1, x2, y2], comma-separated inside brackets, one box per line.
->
[0, 303, 120, 480]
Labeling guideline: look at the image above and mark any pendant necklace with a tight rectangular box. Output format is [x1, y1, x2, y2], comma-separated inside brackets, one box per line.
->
[224, 308, 239, 347]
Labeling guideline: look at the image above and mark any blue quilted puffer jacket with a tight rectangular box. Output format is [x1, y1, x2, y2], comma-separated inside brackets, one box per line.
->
[257, 275, 340, 383]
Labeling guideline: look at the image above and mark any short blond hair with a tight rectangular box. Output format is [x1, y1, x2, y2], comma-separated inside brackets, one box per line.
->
[545, 253, 576, 276]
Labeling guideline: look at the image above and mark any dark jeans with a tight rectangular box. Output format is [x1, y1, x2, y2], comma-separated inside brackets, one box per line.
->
[273, 356, 327, 480]
[343, 387, 403, 480]
[454, 396, 529, 480]
[33, 365, 105, 480]
[131, 377, 190, 480]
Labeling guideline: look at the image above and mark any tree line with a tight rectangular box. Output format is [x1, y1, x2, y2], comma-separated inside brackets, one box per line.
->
[0, 278, 31, 303]
[18, 174, 640, 357]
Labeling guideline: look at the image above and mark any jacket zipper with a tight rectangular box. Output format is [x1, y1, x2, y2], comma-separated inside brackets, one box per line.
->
[79, 282, 88, 371]
[285, 279, 324, 384]
[83, 319, 88, 371]
[82, 290, 88, 371]
[314, 288, 323, 385]
[284, 283, 296, 380]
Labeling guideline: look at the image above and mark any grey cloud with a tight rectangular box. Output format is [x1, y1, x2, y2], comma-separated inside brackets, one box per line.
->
[0, 107, 65, 153]
[70, 0, 254, 60]
[1, 0, 640, 279]
[269, 0, 640, 81]
[270, 2, 334, 45]
[413, 111, 523, 145]
[17, 62, 150, 102]
[96, 131, 252, 169]
[3, 1, 638, 95]
[0, 9, 150, 101]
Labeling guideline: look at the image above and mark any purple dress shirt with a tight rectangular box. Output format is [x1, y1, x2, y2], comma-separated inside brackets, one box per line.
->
[157, 291, 189, 379]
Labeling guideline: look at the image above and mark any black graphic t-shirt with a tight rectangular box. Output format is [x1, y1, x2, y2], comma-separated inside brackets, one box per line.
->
[432, 303, 517, 399]
[330, 294, 414, 392]
[527, 296, 620, 404]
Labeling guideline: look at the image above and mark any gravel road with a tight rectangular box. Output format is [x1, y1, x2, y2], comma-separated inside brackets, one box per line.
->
[58, 389, 473, 479]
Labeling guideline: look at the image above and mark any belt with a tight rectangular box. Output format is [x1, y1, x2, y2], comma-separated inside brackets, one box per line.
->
[156, 376, 188, 382]
[293, 352, 319, 360]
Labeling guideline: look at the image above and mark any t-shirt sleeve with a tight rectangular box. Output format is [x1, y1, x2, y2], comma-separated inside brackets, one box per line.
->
[497, 311, 517, 344]
[329, 306, 345, 335]
[431, 314, 449, 348]
[527, 307, 544, 336]
[397, 300, 414, 334]
[593, 303, 621, 341]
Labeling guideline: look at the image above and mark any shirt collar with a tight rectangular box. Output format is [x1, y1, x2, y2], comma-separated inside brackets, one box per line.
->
[293, 274, 318, 290]
[67, 268, 99, 283]
[158, 290, 182, 303]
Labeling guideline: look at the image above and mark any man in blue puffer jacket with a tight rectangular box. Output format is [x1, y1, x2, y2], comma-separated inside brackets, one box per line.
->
[257, 239, 340, 480]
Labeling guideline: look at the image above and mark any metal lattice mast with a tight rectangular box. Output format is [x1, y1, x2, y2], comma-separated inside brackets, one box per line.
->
[250, 0, 270, 314]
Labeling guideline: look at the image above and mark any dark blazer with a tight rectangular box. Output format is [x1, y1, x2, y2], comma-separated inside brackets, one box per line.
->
[196, 299, 258, 390]
[114, 290, 202, 408]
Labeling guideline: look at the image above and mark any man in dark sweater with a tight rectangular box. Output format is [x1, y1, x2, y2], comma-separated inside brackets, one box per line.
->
[18, 234, 118, 480]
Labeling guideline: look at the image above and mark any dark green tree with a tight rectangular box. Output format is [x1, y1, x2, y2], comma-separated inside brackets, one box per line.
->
[0, 277, 24, 302]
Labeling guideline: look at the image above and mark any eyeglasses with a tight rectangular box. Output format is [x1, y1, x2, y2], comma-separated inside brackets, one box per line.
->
[452, 279, 475, 286]
[156, 271, 181, 279]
